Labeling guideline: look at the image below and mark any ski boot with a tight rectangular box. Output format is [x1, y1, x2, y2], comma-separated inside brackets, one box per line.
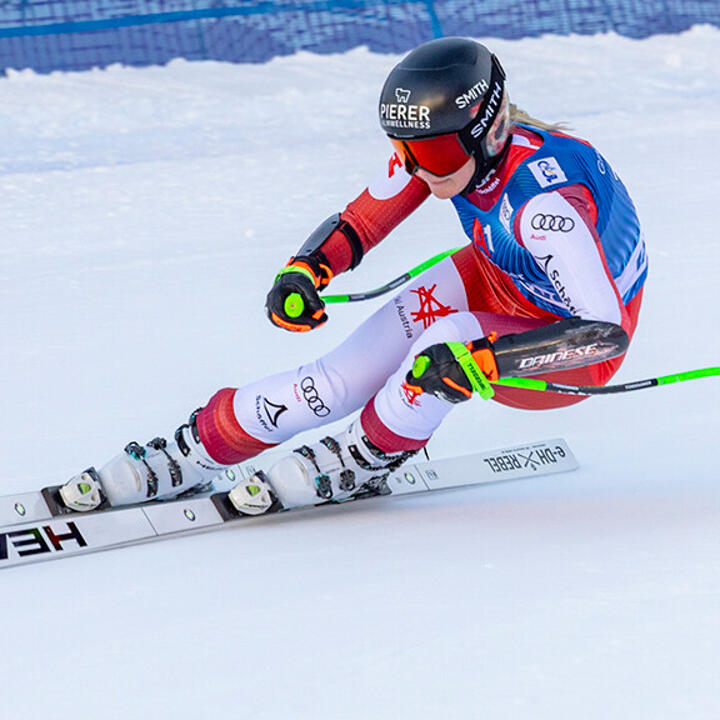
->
[59, 411, 225, 512]
[229, 419, 417, 511]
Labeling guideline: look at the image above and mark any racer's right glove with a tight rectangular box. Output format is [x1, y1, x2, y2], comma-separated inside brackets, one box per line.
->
[265, 255, 332, 332]
[404, 337, 499, 403]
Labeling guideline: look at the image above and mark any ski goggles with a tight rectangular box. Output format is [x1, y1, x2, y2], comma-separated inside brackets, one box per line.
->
[389, 133, 474, 178]
[388, 55, 507, 178]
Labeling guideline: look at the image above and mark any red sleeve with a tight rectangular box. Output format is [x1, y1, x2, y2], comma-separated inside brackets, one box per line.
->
[321, 153, 431, 274]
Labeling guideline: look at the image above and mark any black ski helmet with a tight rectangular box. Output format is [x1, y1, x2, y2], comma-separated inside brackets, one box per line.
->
[378, 37, 510, 178]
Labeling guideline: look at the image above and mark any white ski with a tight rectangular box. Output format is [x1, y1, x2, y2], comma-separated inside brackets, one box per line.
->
[0, 439, 577, 570]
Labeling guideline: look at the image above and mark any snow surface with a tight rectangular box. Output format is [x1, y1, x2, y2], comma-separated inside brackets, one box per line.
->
[1, 26, 719, 720]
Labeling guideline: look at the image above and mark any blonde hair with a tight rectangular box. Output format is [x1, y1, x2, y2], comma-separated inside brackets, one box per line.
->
[509, 103, 569, 133]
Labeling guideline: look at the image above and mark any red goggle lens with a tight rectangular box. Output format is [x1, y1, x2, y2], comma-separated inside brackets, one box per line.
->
[389, 134, 471, 177]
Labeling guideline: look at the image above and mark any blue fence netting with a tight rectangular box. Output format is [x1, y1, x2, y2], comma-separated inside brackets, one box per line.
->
[0, 1, 718, 74]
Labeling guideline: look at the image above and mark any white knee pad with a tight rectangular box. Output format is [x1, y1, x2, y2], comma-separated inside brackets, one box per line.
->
[407, 311, 485, 355]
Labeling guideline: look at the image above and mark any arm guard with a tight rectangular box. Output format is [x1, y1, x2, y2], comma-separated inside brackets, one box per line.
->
[296, 213, 365, 272]
[481, 318, 630, 378]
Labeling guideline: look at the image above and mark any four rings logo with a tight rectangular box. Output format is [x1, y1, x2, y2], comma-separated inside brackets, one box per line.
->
[531, 213, 575, 233]
[300, 376, 330, 417]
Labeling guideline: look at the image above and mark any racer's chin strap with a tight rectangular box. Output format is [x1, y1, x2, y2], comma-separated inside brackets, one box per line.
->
[460, 133, 513, 197]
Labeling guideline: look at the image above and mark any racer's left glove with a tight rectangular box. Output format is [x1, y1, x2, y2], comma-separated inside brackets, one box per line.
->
[405, 336, 499, 403]
[265, 255, 332, 332]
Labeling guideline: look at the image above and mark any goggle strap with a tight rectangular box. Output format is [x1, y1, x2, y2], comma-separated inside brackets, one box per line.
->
[401, 141, 420, 174]
[458, 57, 506, 154]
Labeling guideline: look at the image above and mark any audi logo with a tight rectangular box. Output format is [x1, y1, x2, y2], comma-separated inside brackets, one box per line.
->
[300, 376, 330, 417]
[530, 213, 575, 232]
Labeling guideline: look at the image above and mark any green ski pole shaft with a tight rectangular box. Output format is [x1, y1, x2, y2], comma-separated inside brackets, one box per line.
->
[322, 247, 462, 304]
[492, 367, 720, 396]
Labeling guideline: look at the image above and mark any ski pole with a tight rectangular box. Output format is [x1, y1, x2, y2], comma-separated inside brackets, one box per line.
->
[491, 367, 720, 396]
[321, 247, 462, 304]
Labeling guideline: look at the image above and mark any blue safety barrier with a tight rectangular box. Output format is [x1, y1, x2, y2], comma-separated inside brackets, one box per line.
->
[0, 1, 718, 74]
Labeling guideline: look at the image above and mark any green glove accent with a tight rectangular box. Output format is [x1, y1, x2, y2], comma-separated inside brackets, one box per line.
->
[284, 292, 305, 319]
[275, 264, 317, 287]
[412, 355, 431, 379]
[445, 342, 495, 400]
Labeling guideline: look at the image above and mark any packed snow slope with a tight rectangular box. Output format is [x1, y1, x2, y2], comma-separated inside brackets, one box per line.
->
[1, 26, 719, 720]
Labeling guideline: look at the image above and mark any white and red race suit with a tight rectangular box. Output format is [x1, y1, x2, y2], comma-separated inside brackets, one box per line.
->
[195, 124, 648, 462]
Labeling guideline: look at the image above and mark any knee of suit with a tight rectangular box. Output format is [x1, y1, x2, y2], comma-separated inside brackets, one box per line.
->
[406, 312, 484, 359]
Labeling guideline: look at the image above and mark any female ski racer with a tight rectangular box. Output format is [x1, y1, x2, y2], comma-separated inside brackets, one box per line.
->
[60, 37, 647, 515]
